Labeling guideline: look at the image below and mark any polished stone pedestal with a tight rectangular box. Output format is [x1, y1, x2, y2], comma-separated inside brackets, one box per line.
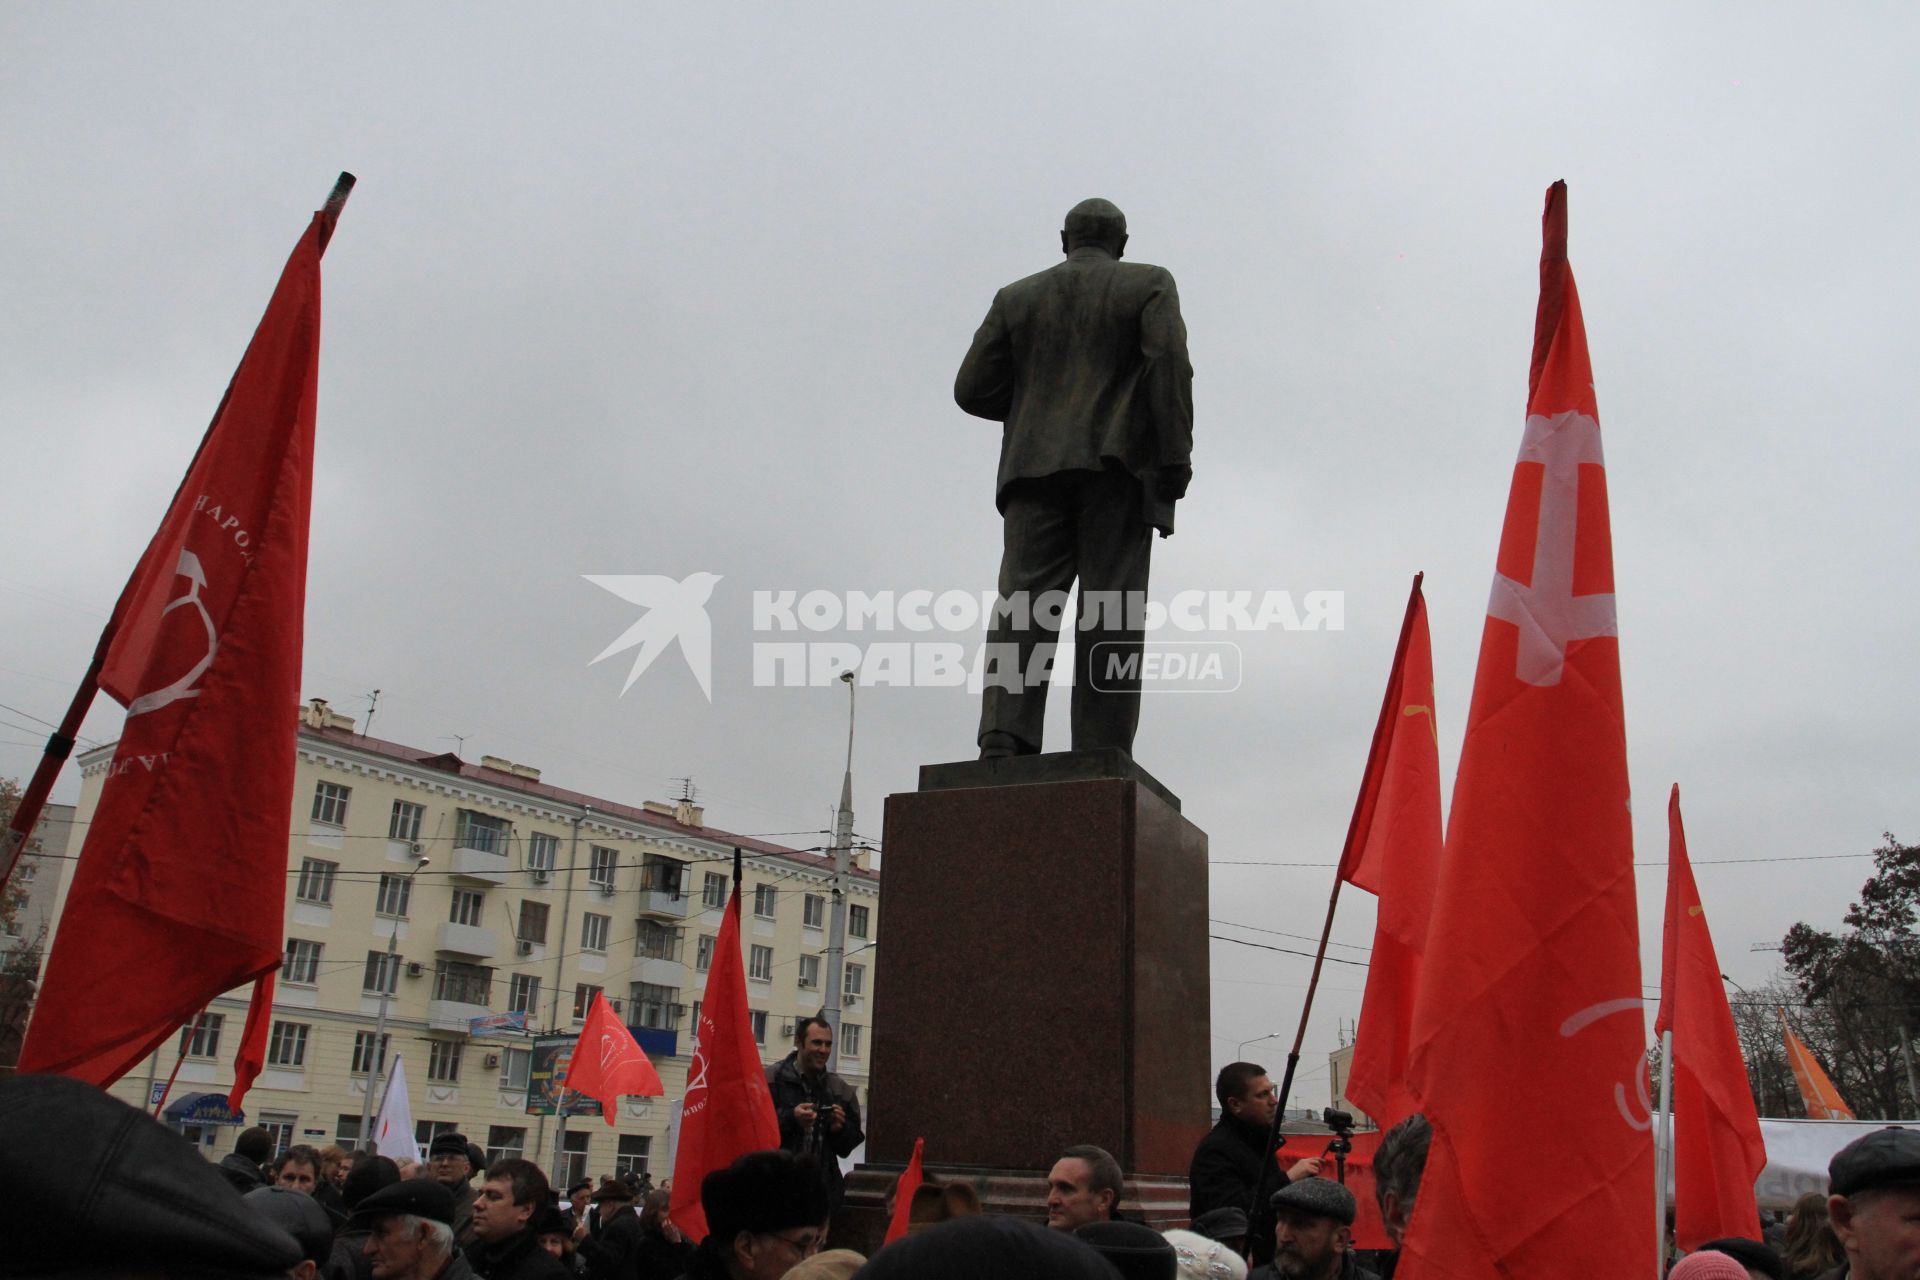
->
[845, 749, 1209, 1247]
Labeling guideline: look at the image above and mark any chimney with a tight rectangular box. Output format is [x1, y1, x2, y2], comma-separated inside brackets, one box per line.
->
[298, 698, 355, 732]
[674, 799, 704, 828]
[509, 762, 541, 781]
[479, 755, 514, 773]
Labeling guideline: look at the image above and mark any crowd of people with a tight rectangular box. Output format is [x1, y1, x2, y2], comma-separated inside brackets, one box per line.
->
[4, 1044, 1917, 1280]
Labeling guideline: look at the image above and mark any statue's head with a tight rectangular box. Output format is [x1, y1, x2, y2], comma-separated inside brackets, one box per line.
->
[1062, 198, 1127, 258]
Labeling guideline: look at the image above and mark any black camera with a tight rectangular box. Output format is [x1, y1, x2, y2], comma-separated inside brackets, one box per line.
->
[1322, 1108, 1355, 1133]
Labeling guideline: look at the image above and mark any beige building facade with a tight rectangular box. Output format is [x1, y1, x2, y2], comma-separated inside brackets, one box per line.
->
[50, 698, 879, 1183]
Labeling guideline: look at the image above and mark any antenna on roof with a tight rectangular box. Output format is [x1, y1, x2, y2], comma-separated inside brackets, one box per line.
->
[671, 776, 698, 803]
[362, 689, 381, 738]
[446, 734, 468, 759]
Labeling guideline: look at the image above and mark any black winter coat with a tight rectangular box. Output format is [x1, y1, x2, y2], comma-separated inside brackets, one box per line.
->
[467, 1229, 572, 1280]
[1188, 1113, 1268, 1219]
[765, 1053, 864, 1210]
[577, 1211, 645, 1280]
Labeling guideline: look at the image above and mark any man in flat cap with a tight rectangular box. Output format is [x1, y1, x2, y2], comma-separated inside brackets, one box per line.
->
[427, 1130, 480, 1245]
[1251, 1179, 1379, 1280]
[1823, 1126, 1920, 1279]
[355, 1178, 473, 1280]
[956, 196, 1194, 760]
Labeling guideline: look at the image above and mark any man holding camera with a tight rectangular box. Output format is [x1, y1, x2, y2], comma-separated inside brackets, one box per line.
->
[765, 1016, 865, 1217]
[1192, 1063, 1325, 1221]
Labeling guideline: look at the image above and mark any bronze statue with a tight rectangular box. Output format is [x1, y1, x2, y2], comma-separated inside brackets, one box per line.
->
[955, 198, 1194, 759]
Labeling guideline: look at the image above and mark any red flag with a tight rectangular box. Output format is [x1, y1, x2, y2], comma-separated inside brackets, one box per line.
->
[20, 187, 345, 1094]
[1339, 574, 1443, 1130]
[669, 878, 780, 1241]
[1398, 183, 1653, 1279]
[566, 990, 666, 1126]
[1781, 1011, 1854, 1120]
[884, 1137, 926, 1245]
[1655, 785, 1765, 1250]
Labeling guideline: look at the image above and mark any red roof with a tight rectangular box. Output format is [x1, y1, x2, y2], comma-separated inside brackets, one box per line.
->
[301, 722, 878, 881]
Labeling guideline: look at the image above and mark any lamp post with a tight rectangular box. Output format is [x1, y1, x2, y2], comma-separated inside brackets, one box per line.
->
[1237, 1030, 1286, 1059]
[822, 670, 856, 1070]
[357, 856, 430, 1151]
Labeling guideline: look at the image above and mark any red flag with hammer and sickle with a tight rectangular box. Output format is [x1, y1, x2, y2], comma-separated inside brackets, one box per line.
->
[565, 990, 666, 1126]
[1397, 182, 1654, 1279]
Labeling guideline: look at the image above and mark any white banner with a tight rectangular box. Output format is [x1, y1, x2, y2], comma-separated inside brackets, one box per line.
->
[373, 1053, 418, 1163]
[1655, 1114, 1903, 1210]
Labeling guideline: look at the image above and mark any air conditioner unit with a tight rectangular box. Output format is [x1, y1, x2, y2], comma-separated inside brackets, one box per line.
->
[516, 940, 533, 957]
[530, 869, 550, 884]
[483, 1052, 501, 1069]
[845, 994, 860, 1006]
[410, 842, 425, 855]
[596, 884, 615, 898]
[608, 998, 624, 1015]
[405, 962, 424, 978]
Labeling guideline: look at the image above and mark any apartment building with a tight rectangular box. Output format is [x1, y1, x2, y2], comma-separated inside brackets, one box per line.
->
[51, 698, 879, 1182]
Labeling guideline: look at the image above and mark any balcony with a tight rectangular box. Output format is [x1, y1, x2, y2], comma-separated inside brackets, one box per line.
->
[638, 862, 691, 917]
[426, 999, 493, 1033]
[450, 846, 510, 884]
[436, 921, 498, 958]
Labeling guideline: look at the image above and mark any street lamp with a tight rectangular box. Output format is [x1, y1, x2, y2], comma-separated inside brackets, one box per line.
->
[823, 670, 857, 1070]
[357, 856, 430, 1151]
[1238, 1030, 1286, 1059]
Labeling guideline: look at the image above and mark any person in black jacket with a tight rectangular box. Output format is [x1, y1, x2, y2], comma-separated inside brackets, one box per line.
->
[221, 1125, 275, 1195]
[634, 1189, 694, 1280]
[765, 1016, 865, 1217]
[1189, 1063, 1321, 1221]
[467, 1158, 572, 1280]
[576, 1178, 644, 1280]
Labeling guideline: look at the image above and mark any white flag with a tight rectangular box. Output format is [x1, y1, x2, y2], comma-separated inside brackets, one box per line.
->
[373, 1053, 417, 1162]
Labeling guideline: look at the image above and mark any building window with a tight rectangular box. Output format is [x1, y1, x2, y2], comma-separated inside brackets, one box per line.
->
[486, 1126, 526, 1163]
[749, 945, 773, 982]
[753, 884, 777, 918]
[427, 1040, 462, 1083]
[702, 872, 727, 909]
[363, 950, 400, 996]
[526, 832, 558, 874]
[635, 920, 683, 962]
[351, 1031, 390, 1075]
[629, 983, 681, 1030]
[696, 934, 716, 972]
[456, 809, 508, 854]
[588, 846, 618, 889]
[389, 800, 425, 843]
[559, 1132, 590, 1187]
[798, 955, 820, 989]
[336, 1115, 362, 1148]
[311, 781, 351, 826]
[845, 963, 865, 996]
[507, 973, 541, 1015]
[573, 984, 603, 1022]
[283, 939, 322, 985]
[615, 1134, 652, 1176]
[432, 960, 493, 1006]
[842, 1023, 863, 1057]
[374, 874, 412, 919]
[641, 855, 687, 897]
[295, 858, 337, 905]
[449, 889, 485, 927]
[580, 913, 609, 954]
[690, 1000, 702, 1032]
[499, 1047, 531, 1091]
[517, 901, 549, 945]
[849, 905, 870, 938]
[260, 1113, 299, 1156]
[266, 1021, 309, 1068]
[803, 894, 825, 928]
[179, 1012, 224, 1059]
[749, 1009, 769, 1044]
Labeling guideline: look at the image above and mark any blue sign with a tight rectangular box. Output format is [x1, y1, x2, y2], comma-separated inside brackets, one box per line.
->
[469, 1011, 528, 1037]
[631, 1026, 678, 1059]
[163, 1091, 246, 1125]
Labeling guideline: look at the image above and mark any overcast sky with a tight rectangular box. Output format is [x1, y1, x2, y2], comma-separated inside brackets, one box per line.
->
[5, 4, 1917, 1113]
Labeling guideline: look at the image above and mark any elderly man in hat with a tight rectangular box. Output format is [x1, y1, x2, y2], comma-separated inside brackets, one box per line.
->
[426, 1132, 481, 1244]
[576, 1177, 644, 1280]
[1249, 1180, 1379, 1280]
[1822, 1126, 1920, 1280]
[681, 1149, 831, 1280]
[356, 1179, 472, 1280]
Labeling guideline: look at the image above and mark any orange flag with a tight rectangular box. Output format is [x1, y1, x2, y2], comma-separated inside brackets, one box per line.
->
[1781, 1011, 1854, 1120]
[1655, 786, 1765, 1250]
[884, 1137, 926, 1245]
[565, 991, 665, 1127]
[1339, 573, 1442, 1131]
[1398, 183, 1653, 1280]
[21, 182, 349, 1102]
[669, 865, 781, 1241]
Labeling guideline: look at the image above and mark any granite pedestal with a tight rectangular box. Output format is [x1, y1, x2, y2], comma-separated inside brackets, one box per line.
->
[839, 749, 1209, 1249]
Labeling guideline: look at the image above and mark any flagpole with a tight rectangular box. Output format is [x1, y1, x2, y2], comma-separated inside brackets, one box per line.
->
[1248, 572, 1428, 1234]
[1655, 1027, 1674, 1275]
[0, 170, 355, 898]
[151, 1008, 206, 1117]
